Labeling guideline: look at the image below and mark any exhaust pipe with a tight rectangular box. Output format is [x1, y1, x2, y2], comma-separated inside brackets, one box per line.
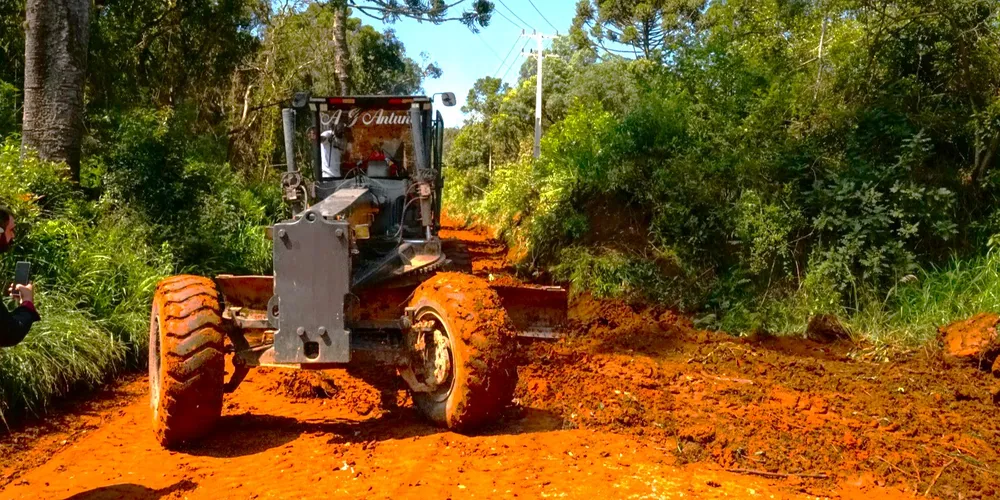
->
[281, 108, 306, 211]
[282, 108, 296, 173]
[409, 103, 433, 237]
[408, 104, 428, 172]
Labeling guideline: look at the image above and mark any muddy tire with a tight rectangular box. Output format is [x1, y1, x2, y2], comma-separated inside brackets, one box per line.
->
[406, 272, 518, 432]
[149, 275, 225, 448]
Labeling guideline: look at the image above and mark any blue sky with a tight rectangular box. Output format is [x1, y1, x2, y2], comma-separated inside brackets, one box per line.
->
[368, 1, 579, 127]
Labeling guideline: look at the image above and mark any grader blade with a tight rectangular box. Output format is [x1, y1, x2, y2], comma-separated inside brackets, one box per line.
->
[214, 274, 568, 339]
[490, 284, 568, 339]
[216, 274, 272, 309]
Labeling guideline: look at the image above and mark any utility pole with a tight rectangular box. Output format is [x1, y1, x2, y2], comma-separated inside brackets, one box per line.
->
[521, 31, 556, 158]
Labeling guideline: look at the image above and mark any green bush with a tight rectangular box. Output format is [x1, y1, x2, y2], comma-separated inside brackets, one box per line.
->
[714, 247, 1000, 348]
[0, 107, 277, 418]
[0, 293, 125, 421]
[92, 108, 278, 275]
[0, 80, 17, 137]
[0, 138, 170, 418]
[551, 247, 705, 309]
[850, 249, 1000, 347]
[444, 0, 1000, 346]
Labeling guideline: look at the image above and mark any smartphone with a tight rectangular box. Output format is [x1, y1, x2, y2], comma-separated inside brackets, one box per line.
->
[9, 261, 29, 299]
[14, 261, 30, 286]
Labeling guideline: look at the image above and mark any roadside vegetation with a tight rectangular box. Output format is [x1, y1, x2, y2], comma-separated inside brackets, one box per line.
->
[0, 115, 276, 420]
[0, 1, 442, 420]
[444, 0, 1000, 347]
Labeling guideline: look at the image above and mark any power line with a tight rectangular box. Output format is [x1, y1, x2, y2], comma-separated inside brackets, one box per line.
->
[526, 0, 558, 32]
[476, 32, 504, 63]
[493, 37, 522, 78]
[495, 0, 536, 32]
[500, 40, 530, 81]
[492, 9, 524, 30]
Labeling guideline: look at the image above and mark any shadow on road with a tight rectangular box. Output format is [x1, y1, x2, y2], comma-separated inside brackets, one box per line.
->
[179, 406, 565, 459]
[63, 479, 197, 500]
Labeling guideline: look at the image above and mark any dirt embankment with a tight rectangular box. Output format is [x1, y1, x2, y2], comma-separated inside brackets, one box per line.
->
[520, 296, 1000, 498]
[0, 216, 998, 499]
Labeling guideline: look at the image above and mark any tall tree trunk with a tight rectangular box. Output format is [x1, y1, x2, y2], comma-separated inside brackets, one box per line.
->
[331, 1, 352, 95]
[22, 0, 90, 181]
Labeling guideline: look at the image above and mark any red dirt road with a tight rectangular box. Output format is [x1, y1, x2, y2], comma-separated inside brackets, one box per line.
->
[1, 221, 999, 499]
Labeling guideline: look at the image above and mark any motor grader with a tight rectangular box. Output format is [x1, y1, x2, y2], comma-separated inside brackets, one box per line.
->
[147, 93, 566, 448]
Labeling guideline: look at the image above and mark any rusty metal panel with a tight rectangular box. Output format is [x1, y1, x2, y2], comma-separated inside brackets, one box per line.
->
[215, 275, 273, 309]
[491, 284, 568, 339]
[346, 284, 415, 328]
[272, 209, 352, 364]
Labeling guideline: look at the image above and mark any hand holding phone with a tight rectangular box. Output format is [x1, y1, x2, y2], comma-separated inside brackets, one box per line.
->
[10, 261, 31, 304]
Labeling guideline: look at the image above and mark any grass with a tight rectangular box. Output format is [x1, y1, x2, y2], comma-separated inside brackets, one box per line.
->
[454, 189, 1000, 350]
[0, 293, 126, 424]
[536, 220, 1000, 349]
[35, 211, 172, 361]
[550, 246, 706, 311]
[0, 211, 169, 422]
[710, 250, 1000, 349]
[847, 251, 1000, 347]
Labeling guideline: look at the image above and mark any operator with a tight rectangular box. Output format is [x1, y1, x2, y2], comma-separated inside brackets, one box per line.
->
[0, 207, 39, 347]
[321, 123, 348, 178]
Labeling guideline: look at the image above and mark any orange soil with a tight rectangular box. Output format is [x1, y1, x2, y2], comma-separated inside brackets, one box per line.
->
[1, 216, 998, 499]
[520, 297, 1000, 498]
[940, 313, 1000, 365]
[439, 213, 510, 277]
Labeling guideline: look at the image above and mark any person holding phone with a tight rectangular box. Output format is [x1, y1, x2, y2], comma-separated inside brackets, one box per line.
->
[0, 207, 39, 347]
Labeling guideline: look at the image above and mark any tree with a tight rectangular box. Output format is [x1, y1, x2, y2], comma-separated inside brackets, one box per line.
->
[328, 0, 494, 94]
[0, 0, 25, 87]
[332, 1, 352, 94]
[462, 76, 509, 119]
[21, 0, 90, 180]
[86, 0, 265, 111]
[571, 0, 704, 61]
[351, 27, 441, 94]
[227, 3, 443, 168]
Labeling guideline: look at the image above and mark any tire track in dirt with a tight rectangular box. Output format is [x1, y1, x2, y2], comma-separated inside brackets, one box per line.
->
[1, 366, 793, 499]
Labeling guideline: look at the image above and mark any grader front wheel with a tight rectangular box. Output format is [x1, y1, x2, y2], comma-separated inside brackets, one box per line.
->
[149, 275, 226, 448]
[403, 273, 519, 432]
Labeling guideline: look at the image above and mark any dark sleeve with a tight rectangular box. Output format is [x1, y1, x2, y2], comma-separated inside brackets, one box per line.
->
[0, 303, 40, 347]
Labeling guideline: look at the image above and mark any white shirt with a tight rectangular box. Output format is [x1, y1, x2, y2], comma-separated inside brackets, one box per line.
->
[320, 130, 341, 178]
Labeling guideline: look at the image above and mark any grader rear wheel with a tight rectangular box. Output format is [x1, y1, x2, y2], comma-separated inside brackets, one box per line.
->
[403, 273, 518, 432]
[149, 275, 226, 448]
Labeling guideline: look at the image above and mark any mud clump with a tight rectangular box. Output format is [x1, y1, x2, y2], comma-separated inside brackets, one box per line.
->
[940, 313, 1000, 368]
[486, 273, 525, 287]
[805, 314, 851, 343]
[262, 369, 390, 417]
[678, 424, 716, 445]
[274, 370, 338, 399]
[658, 310, 694, 332]
[519, 295, 699, 434]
